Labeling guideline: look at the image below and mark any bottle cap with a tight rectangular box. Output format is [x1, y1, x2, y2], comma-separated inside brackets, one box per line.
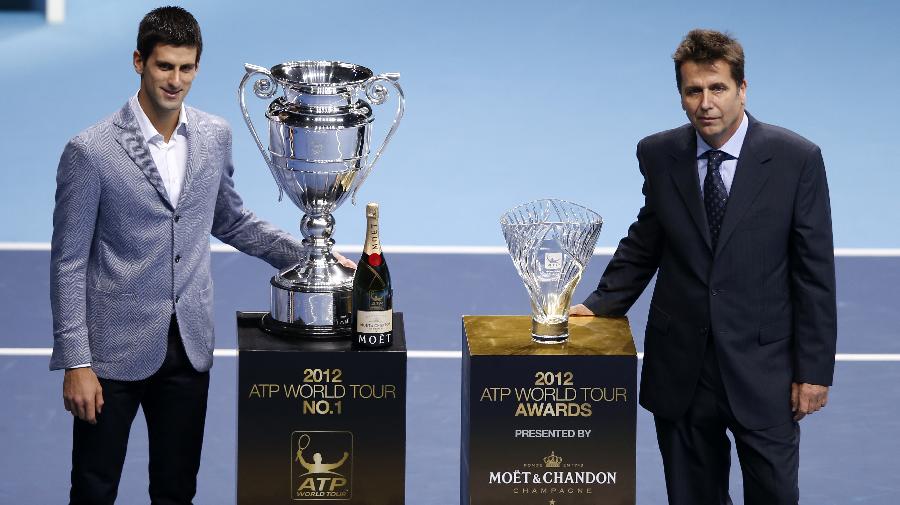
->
[366, 202, 379, 219]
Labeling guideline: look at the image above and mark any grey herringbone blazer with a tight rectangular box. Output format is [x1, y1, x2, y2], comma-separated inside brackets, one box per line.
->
[50, 102, 302, 380]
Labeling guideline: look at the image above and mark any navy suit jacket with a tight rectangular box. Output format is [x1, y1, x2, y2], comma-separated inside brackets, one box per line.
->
[50, 102, 303, 380]
[584, 114, 837, 430]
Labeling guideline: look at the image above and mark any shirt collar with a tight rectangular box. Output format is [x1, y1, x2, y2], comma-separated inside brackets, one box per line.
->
[129, 92, 188, 144]
[696, 112, 748, 160]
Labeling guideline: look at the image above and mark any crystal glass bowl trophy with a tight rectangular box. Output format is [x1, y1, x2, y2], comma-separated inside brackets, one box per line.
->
[239, 60, 404, 337]
[500, 199, 603, 343]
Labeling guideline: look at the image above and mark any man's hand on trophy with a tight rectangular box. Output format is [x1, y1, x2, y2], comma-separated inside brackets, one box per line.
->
[569, 304, 596, 316]
[63, 367, 104, 424]
[333, 251, 357, 269]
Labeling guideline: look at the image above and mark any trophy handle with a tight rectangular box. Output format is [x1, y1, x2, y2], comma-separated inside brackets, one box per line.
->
[351, 72, 405, 204]
[239, 63, 284, 201]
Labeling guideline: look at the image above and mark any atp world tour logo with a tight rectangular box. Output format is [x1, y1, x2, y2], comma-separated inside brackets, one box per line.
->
[543, 252, 563, 271]
[291, 431, 353, 500]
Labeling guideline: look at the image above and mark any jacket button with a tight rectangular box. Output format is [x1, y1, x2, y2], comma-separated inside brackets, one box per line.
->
[174, 215, 181, 223]
[175, 295, 180, 303]
[175, 255, 181, 263]
[711, 289, 719, 296]
[700, 327, 708, 335]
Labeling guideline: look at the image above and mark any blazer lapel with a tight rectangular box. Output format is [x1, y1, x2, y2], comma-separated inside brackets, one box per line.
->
[112, 103, 174, 209]
[177, 108, 204, 209]
[668, 127, 712, 252]
[714, 115, 773, 255]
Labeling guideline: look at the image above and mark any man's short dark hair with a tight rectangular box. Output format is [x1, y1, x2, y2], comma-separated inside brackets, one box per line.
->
[673, 29, 744, 91]
[137, 6, 202, 63]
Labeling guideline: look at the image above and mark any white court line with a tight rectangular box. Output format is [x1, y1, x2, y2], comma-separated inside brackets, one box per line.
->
[46, 0, 66, 24]
[833, 248, 900, 257]
[3, 348, 900, 362]
[407, 350, 464, 359]
[2, 243, 900, 257]
[834, 353, 900, 362]
[1, 348, 53, 356]
[0, 242, 51, 251]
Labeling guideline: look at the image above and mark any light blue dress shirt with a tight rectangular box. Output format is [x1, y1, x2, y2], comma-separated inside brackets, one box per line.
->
[696, 112, 749, 197]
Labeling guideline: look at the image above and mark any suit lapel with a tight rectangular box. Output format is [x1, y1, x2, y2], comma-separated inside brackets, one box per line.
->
[668, 127, 712, 252]
[178, 108, 204, 209]
[112, 103, 173, 209]
[714, 116, 773, 255]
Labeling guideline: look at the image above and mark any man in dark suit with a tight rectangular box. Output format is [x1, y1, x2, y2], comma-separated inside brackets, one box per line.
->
[571, 29, 836, 505]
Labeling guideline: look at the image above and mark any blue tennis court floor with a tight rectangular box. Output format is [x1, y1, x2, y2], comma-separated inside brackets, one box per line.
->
[1, 249, 898, 504]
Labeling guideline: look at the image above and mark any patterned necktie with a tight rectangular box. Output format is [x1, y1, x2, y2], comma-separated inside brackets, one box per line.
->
[703, 149, 729, 251]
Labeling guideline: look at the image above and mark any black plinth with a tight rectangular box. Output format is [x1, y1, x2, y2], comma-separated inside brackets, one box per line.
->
[237, 311, 407, 505]
[461, 316, 637, 505]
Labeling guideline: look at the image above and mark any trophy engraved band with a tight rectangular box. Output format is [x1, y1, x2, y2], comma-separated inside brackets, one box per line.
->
[501, 199, 603, 343]
[239, 60, 404, 337]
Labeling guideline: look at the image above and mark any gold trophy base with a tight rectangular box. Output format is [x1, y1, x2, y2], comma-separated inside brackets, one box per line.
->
[531, 319, 568, 344]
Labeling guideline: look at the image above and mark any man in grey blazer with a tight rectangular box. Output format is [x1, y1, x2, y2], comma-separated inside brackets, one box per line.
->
[49, 7, 329, 504]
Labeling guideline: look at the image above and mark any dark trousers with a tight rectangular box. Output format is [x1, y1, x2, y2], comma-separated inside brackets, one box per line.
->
[69, 315, 210, 505]
[654, 339, 800, 505]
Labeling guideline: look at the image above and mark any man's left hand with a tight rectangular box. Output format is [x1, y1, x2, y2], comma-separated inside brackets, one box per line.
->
[791, 382, 829, 421]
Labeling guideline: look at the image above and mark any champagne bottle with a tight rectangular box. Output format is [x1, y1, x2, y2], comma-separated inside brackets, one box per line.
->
[353, 202, 393, 347]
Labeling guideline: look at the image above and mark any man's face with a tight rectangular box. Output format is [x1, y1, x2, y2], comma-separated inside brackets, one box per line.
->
[679, 59, 746, 148]
[133, 44, 198, 115]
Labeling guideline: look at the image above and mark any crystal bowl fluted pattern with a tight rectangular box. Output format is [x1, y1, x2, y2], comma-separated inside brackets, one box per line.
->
[500, 199, 603, 343]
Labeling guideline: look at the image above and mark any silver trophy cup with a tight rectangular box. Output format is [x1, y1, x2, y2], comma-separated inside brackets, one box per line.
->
[500, 199, 603, 343]
[239, 60, 404, 337]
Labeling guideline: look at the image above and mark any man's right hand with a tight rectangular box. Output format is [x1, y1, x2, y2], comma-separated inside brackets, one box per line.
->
[63, 367, 104, 424]
[569, 304, 596, 316]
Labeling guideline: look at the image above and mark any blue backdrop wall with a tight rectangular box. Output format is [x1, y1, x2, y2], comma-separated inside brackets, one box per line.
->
[1, 0, 897, 247]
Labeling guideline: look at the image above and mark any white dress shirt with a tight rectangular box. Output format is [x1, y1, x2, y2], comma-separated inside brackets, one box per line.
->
[129, 93, 189, 206]
[696, 112, 749, 196]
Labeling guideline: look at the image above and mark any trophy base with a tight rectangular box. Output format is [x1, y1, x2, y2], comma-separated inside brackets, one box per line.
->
[259, 313, 352, 339]
[531, 319, 569, 344]
[268, 279, 353, 339]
